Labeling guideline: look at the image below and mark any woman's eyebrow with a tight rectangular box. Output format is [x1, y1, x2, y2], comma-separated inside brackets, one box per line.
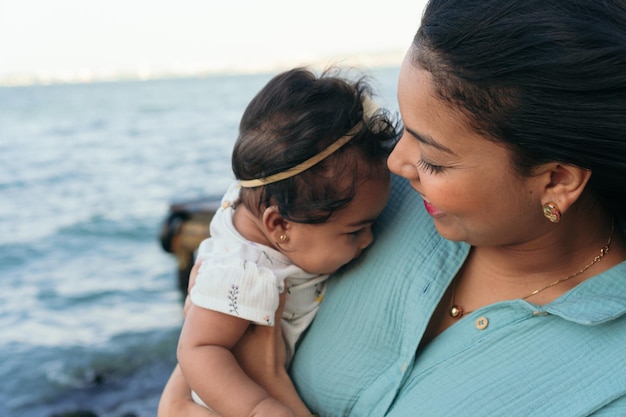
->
[405, 126, 456, 155]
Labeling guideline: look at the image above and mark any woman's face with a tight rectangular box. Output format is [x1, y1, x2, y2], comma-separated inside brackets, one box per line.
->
[388, 52, 545, 247]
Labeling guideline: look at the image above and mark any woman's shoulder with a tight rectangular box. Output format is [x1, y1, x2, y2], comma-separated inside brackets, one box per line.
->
[546, 256, 626, 324]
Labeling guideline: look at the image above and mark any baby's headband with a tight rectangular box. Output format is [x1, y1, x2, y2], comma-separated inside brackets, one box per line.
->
[239, 97, 380, 188]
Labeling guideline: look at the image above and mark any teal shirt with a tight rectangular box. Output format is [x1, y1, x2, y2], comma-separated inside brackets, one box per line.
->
[290, 176, 626, 416]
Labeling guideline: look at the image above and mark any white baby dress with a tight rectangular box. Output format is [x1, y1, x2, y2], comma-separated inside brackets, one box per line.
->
[190, 182, 330, 363]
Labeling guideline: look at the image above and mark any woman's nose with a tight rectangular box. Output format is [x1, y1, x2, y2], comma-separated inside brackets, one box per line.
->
[387, 133, 419, 180]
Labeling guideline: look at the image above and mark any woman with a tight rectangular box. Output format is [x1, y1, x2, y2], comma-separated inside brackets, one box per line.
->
[160, 0, 626, 415]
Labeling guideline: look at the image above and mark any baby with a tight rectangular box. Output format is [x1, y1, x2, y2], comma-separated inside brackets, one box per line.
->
[177, 67, 397, 417]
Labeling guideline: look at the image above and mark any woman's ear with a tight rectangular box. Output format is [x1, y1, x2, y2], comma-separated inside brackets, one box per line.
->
[537, 163, 592, 214]
[262, 206, 290, 245]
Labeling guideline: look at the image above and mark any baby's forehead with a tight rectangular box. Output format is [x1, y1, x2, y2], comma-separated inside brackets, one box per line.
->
[335, 178, 390, 213]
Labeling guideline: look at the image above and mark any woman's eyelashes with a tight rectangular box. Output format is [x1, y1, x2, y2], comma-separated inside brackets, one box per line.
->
[416, 158, 446, 174]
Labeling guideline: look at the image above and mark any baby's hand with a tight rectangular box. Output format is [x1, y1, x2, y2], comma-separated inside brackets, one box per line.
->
[249, 396, 294, 417]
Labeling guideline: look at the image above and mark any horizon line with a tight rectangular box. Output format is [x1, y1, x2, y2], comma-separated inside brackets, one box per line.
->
[0, 50, 405, 88]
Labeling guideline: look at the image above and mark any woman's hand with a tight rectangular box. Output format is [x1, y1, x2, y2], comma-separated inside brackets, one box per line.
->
[157, 364, 220, 417]
[232, 290, 288, 382]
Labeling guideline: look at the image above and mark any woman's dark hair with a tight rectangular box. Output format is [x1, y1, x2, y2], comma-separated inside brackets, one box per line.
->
[413, 0, 626, 218]
[232, 68, 398, 223]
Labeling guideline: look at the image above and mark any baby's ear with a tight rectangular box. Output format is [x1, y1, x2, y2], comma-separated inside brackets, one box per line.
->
[262, 206, 289, 243]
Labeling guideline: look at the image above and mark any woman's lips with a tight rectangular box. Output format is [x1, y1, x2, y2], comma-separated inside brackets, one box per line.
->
[423, 199, 443, 217]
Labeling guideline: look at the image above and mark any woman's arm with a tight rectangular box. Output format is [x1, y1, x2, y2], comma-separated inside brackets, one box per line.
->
[158, 364, 220, 417]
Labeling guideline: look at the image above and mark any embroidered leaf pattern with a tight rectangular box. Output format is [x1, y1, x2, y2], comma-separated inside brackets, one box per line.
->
[261, 250, 273, 265]
[228, 284, 240, 315]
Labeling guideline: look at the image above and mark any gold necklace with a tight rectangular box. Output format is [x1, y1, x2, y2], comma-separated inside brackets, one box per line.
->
[448, 220, 615, 319]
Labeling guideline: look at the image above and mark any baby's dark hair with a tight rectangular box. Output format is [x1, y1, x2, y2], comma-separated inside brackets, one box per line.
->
[232, 67, 398, 224]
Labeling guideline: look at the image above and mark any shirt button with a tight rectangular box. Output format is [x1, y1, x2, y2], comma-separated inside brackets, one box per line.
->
[475, 316, 489, 330]
[222, 201, 231, 209]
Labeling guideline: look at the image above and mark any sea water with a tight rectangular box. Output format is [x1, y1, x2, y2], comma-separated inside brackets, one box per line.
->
[0, 66, 400, 417]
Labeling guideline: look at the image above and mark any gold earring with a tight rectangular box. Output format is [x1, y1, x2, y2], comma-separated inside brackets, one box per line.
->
[542, 202, 561, 223]
[279, 234, 287, 241]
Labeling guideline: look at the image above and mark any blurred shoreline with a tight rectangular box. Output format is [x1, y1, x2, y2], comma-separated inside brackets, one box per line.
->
[0, 49, 405, 87]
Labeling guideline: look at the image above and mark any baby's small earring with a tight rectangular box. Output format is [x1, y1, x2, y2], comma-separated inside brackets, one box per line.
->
[542, 202, 561, 223]
[279, 234, 287, 242]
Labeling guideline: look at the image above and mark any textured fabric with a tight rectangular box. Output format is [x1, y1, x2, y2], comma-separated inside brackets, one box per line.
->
[190, 182, 328, 361]
[290, 175, 626, 417]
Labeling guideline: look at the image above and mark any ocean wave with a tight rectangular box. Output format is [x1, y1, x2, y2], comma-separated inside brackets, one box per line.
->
[1, 328, 179, 417]
[0, 214, 162, 264]
[55, 214, 161, 241]
[0, 241, 45, 269]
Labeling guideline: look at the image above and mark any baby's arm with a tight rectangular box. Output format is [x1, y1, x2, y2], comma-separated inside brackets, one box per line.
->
[177, 303, 294, 417]
[232, 291, 313, 417]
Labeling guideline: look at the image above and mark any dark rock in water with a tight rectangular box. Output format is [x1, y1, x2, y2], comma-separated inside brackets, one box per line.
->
[159, 198, 218, 297]
[92, 372, 106, 385]
[50, 411, 98, 417]
[49, 411, 138, 417]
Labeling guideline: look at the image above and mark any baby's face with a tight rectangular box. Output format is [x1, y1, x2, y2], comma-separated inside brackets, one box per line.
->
[284, 177, 391, 275]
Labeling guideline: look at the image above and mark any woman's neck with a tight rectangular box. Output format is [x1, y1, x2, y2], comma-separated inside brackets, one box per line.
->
[468, 207, 621, 303]
[421, 204, 625, 346]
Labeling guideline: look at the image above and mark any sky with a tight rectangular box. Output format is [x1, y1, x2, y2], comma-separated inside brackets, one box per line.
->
[0, 0, 427, 85]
